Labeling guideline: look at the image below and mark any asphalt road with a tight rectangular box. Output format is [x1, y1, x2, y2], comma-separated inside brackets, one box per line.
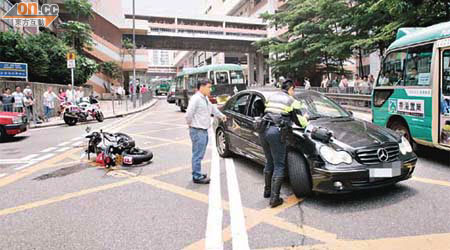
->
[0, 97, 449, 250]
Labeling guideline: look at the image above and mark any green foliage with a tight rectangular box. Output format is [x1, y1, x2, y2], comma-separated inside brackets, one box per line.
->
[75, 56, 98, 86]
[60, 21, 94, 53]
[99, 61, 121, 92]
[64, 0, 94, 20]
[0, 31, 49, 81]
[258, 0, 450, 80]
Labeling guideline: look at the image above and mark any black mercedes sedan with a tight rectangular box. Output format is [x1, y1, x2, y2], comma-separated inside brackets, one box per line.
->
[213, 90, 417, 197]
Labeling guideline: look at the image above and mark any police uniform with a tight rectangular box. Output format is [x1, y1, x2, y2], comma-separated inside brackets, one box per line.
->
[260, 81, 308, 208]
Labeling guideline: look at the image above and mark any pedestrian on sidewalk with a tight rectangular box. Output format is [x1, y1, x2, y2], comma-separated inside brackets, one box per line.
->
[66, 84, 75, 103]
[75, 86, 84, 104]
[24, 90, 34, 122]
[186, 79, 227, 184]
[58, 88, 66, 102]
[23, 84, 32, 97]
[1, 88, 13, 112]
[43, 86, 58, 122]
[12, 86, 25, 113]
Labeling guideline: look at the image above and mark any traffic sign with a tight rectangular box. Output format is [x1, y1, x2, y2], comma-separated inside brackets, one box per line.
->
[66, 52, 76, 60]
[67, 59, 76, 69]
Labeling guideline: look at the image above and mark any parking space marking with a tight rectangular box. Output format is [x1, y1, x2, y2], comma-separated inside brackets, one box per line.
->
[41, 147, 57, 153]
[205, 137, 224, 250]
[225, 158, 250, 250]
[412, 176, 450, 187]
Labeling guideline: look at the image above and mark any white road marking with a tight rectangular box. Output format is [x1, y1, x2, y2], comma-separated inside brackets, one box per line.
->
[21, 154, 39, 160]
[225, 158, 250, 250]
[55, 147, 70, 152]
[70, 136, 82, 141]
[0, 173, 7, 178]
[57, 141, 71, 147]
[0, 159, 32, 164]
[72, 141, 84, 147]
[205, 132, 224, 250]
[14, 163, 33, 170]
[41, 147, 57, 153]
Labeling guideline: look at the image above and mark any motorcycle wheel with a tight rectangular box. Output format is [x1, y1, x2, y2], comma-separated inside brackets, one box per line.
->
[114, 133, 135, 149]
[122, 148, 153, 165]
[96, 111, 104, 122]
[64, 115, 78, 126]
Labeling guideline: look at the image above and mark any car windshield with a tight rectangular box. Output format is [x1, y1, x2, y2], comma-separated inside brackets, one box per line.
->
[295, 93, 350, 119]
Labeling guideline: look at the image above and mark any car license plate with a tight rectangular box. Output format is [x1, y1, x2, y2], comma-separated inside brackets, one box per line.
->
[369, 161, 401, 178]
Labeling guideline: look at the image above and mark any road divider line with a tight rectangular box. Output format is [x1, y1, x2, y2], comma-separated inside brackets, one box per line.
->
[205, 134, 224, 250]
[41, 147, 57, 153]
[225, 158, 250, 250]
[32, 153, 56, 162]
[412, 176, 450, 187]
[22, 154, 39, 161]
[14, 163, 33, 171]
[55, 147, 71, 153]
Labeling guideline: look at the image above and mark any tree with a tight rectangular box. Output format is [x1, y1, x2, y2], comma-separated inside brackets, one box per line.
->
[0, 31, 50, 82]
[99, 61, 121, 93]
[60, 21, 94, 53]
[64, 0, 94, 21]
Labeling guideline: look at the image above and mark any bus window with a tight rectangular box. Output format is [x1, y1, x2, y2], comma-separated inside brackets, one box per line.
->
[216, 71, 229, 84]
[209, 71, 215, 83]
[198, 73, 208, 82]
[404, 44, 433, 86]
[230, 70, 245, 84]
[442, 50, 450, 96]
[377, 50, 406, 87]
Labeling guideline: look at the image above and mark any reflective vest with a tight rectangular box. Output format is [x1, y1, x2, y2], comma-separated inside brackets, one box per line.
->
[264, 91, 309, 128]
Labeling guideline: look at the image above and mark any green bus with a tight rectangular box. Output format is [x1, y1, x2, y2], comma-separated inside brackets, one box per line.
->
[372, 21, 450, 151]
[152, 78, 172, 96]
[174, 64, 247, 112]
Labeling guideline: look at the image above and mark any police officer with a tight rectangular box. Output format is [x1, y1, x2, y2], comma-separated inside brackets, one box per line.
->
[260, 79, 308, 208]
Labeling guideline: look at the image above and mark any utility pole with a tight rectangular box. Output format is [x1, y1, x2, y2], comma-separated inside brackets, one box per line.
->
[132, 0, 137, 108]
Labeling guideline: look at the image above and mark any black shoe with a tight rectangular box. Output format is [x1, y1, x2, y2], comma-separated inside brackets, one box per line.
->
[193, 176, 210, 184]
[269, 177, 284, 208]
[263, 171, 273, 198]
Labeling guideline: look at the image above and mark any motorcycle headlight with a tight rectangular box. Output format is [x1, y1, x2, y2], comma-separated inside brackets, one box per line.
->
[319, 146, 353, 165]
[399, 136, 413, 155]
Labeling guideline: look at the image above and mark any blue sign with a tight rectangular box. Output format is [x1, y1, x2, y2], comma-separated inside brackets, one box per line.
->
[0, 62, 28, 79]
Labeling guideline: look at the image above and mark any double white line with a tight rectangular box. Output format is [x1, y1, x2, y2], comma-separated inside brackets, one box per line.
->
[205, 132, 250, 250]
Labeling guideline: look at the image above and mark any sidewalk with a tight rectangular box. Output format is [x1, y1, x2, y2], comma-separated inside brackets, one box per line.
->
[29, 98, 158, 129]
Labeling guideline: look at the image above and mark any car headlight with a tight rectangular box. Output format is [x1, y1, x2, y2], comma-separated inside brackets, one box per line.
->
[12, 116, 22, 124]
[399, 136, 413, 155]
[319, 146, 353, 165]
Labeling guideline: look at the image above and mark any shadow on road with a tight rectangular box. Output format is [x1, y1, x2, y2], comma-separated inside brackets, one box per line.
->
[0, 136, 28, 143]
[416, 145, 450, 167]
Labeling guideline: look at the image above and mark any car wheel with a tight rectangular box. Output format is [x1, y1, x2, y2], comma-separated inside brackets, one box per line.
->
[216, 128, 232, 157]
[287, 152, 312, 198]
[0, 126, 6, 141]
[388, 120, 418, 151]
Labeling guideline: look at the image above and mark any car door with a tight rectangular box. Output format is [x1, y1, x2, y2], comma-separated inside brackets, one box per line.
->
[245, 93, 267, 163]
[223, 93, 252, 156]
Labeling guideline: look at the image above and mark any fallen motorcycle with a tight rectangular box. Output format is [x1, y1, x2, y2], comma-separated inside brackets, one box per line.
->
[63, 96, 104, 126]
[84, 127, 153, 168]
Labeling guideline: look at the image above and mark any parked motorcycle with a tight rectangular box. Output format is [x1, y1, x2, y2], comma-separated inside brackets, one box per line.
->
[84, 127, 153, 168]
[63, 96, 104, 126]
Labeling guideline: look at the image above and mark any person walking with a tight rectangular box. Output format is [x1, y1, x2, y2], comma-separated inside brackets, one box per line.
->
[24, 90, 34, 122]
[186, 79, 227, 184]
[43, 87, 58, 121]
[260, 79, 309, 208]
[1, 88, 14, 112]
[12, 86, 25, 113]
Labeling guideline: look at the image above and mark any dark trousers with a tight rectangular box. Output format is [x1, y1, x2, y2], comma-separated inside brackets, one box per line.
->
[260, 125, 287, 178]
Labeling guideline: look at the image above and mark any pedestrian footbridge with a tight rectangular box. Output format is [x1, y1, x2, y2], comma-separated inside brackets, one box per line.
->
[121, 13, 267, 53]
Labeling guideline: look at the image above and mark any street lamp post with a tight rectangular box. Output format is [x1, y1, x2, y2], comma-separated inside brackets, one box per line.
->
[132, 0, 137, 108]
